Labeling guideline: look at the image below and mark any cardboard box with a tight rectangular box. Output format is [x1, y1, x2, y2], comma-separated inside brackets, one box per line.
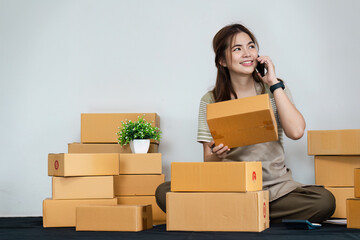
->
[347, 199, 360, 229]
[76, 205, 153, 232]
[81, 113, 160, 143]
[166, 191, 269, 232]
[355, 169, 360, 198]
[48, 153, 119, 177]
[114, 174, 164, 196]
[308, 129, 360, 155]
[315, 156, 360, 186]
[206, 94, 278, 148]
[117, 196, 166, 224]
[42, 198, 117, 227]
[119, 153, 162, 174]
[68, 142, 159, 153]
[325, 187, 354, 218]
[52, 176, 114, 199]
[171, 162, 262, 192]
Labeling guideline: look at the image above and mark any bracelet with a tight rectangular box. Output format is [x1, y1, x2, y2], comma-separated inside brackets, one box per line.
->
[270, 80, 285, 93]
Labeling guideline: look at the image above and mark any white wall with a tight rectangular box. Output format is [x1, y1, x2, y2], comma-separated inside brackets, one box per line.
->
[1, 0, 359, 216]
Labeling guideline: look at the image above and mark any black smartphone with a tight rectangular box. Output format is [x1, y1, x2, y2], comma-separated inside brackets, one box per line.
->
[256, 55, 265, 77]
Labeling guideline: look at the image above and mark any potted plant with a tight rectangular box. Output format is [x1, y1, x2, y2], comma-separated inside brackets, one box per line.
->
[117, 115, 161, 153]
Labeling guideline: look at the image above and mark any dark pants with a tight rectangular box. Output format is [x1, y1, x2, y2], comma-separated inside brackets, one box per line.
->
[155, 181, 335, 223]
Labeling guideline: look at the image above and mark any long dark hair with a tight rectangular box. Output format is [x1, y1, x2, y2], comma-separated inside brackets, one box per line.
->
[212, 24, 265, 102]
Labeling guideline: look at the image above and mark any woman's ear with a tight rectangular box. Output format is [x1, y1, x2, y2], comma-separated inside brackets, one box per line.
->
[219, 58, 227, 67]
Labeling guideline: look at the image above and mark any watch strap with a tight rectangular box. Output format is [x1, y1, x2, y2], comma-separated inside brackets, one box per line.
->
[270, 80, 285, 93]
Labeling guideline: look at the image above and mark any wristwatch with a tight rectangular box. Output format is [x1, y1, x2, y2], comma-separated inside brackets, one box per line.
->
[270, 80, 285, 93]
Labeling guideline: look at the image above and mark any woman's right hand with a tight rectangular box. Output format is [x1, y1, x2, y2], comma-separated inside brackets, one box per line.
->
[203, 140, 230, 161]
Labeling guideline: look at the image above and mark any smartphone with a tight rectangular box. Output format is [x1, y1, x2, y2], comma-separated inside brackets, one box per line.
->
[256, 55, 265, 77]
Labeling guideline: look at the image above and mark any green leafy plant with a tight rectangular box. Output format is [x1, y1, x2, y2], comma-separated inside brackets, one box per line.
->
[117, 115, 161, 146]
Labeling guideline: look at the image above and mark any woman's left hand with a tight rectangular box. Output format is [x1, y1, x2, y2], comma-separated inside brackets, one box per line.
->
[256, 56, 279, 87]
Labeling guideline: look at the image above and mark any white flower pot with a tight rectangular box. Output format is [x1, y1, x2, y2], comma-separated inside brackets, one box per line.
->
[129, 139, 150, 153]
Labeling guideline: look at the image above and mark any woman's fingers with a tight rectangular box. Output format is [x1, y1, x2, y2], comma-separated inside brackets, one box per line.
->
[211, 143, 230, 158]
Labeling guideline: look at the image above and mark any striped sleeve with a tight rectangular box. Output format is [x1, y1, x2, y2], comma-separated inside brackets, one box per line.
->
[197, 92, 214, 143]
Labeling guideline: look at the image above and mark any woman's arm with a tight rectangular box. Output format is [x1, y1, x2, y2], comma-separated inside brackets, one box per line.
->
[257, 56, 306, 140]
[272, 87, 306, 140]
[202, 141, 230, 162]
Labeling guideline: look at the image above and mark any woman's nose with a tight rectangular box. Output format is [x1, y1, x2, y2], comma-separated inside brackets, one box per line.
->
[242, 49, 251, 57]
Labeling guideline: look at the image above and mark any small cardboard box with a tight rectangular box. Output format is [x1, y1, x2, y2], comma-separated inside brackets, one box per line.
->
[68, 142, 159, 153]
[117, 196, 166, 224]
[52, 176, 114, 199]
[42, 198, 117, 227]
[355, 169, 360, 198]
[171, 162, 262, 192]
[76, 205, 153, 232]
[81, 113, 160, 143]
[114, 174, 164, 196]
[48, 153, 119, 177]
[119, 153, 162, 174]
[206, 94, 278, 148]
[166, 191, 269, 232]
[347, 199, 360, 229]
[325, 187, 354, 218]
[315, 156, 360, 186]
[308, 129, 360, 155]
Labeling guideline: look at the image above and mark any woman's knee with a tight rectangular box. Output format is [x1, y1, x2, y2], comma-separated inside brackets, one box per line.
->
[308, 187, 336, 222]
[155, 181, 171, 213]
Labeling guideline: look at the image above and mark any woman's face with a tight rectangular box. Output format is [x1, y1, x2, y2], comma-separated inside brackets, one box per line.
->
[222, 32, 258, 77]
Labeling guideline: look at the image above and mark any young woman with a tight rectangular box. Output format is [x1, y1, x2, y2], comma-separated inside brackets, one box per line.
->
[156, 23, 335, 223]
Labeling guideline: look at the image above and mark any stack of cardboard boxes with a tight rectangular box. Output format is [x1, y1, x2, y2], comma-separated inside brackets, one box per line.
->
[43, 113, 165, 231]
[167, 162, 269, 232]
[308, 129, 360, 219]
[347, 168, 360, 228]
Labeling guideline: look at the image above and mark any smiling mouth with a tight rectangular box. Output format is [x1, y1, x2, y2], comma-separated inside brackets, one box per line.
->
[241, 60, 253, 66]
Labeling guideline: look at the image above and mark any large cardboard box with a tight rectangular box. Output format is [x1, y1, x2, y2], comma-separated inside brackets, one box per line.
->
[42, 198, 117, 227]
[117, 196, 166, 224]
[355, 169, 360, 198]
[119, 153, 162, 174]
[76, 205, 153, 232]
[52, 176, 114, 199]
[206, 94, 278, 148]
[315, 156, 360, 186]
[114, 174, 164, 196]
[166, 191, 269, 232]
[81, 113, 160, 143]
[347, 199, 360, 229]
[48, 153, 119, 177]
[308, 129, 360, 155]
[325, 187, 354, 218]
[68, 142, 159, 153]
[171, 162, 262, 192]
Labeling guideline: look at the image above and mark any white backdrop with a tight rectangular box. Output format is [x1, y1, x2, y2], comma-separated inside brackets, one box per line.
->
[1, 0, 359, 216]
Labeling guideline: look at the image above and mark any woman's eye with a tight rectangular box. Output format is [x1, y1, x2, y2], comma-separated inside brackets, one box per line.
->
[233, 47, 241, 52]
[249, 45, 255, 49]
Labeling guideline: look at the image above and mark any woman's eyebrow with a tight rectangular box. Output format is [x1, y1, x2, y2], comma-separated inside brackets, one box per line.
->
[231, 41, 255, 49]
